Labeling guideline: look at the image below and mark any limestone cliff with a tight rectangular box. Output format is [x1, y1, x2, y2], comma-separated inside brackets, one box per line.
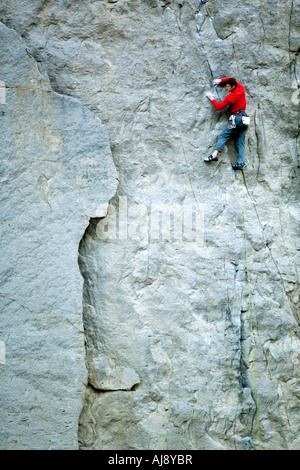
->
[0, 0, 299, 450]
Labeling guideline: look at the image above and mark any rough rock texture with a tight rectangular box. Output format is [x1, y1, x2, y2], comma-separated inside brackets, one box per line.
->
[0, 21, 118, 449]
[0, 0, 299, 450]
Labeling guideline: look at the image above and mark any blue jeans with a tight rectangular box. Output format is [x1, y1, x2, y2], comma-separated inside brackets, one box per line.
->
[215, 115, 248, 166]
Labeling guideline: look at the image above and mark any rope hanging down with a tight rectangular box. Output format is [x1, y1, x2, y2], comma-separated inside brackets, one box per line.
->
[241, 171, 261, 450]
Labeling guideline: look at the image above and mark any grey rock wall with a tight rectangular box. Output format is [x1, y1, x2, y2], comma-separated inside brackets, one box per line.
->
[0, 0, 299, 450]
[0, 21, 118, 449]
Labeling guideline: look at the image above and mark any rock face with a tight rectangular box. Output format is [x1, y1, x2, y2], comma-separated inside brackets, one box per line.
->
[0, 21, 117, 449]
[0, 0, 299, 450]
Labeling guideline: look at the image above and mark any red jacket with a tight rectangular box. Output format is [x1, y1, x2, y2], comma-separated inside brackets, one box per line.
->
[211, 77, 246, 113]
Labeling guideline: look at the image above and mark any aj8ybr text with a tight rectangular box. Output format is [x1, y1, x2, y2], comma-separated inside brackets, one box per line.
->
[151, 455, 192, 466]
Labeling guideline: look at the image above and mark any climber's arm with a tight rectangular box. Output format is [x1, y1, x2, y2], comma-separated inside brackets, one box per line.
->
[214, 77, 232, 87]
[206, 92, 233, 111]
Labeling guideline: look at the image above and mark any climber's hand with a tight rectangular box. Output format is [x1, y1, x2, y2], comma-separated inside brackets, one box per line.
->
[213, 79, 221, 86]
[206, 92, 214, 101]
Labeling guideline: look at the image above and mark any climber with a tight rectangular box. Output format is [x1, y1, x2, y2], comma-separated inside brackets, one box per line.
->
[204, 77, 249, 171]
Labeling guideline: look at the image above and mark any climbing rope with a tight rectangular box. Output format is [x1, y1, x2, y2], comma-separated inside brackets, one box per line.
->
[241, 171, 262, 450]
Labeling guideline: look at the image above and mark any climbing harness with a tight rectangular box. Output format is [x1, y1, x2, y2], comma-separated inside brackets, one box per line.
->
[241, 171, 262, 450]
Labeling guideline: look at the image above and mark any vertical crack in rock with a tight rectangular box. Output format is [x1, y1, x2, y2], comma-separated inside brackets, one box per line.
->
[77, 212, 141, 448]
[78, 214, 140, 392]
[237, 307, 257, 447]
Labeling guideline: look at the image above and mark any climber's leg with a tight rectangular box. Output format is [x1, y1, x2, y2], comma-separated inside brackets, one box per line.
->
[204, 122, 234, 163]
[234, 119, 248, 166]
[214, 122, 235, 154]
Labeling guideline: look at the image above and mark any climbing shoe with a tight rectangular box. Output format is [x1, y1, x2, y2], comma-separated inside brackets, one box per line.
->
[204, 155, 218, 162]
[232, 163, 245, 171]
